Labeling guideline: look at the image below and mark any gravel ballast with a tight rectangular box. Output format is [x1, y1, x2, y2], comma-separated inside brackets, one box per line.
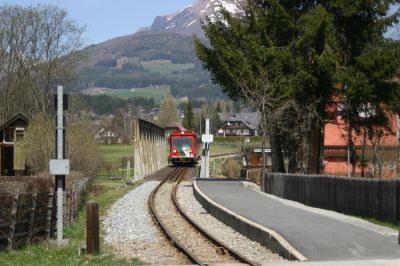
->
[177, 180, 284, 264]
[103, 181, 189, 264]
[102, 176, 284, 264]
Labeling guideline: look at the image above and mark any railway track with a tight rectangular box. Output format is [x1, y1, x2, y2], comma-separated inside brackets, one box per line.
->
[149, 166, 260, 266]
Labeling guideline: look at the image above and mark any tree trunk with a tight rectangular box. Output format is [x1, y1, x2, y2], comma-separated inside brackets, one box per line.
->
[361, 125, 367, 178]
[270, 131, 285, 173]
[308, 122, 323, 174]
[261, 130, 267, 191]
[288, 151, 297, 173]
[318, 125, 325, 174]
[348, 121, 356, 176]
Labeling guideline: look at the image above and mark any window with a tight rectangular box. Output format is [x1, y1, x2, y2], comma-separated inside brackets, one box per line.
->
[173, 137, 193, 149]
[4, 128, 14, 142]
[15, 129, 24, 142]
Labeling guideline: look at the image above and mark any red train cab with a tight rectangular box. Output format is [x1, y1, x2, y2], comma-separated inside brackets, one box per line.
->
[169, 131, 199, 165]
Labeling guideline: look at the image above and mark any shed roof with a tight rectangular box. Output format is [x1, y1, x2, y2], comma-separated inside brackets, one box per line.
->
[0, 112, 29, 132]
[165, 121, 186, 131]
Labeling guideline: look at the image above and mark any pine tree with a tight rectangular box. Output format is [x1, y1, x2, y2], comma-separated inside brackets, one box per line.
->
[194, 0, 340, 173]
[195, 0, 400, 175]
[322, 0, 400, 175]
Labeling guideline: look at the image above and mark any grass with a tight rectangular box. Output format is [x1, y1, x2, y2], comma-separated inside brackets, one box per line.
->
[0, 146, 144, 265]
[141, 60, 194, 75]
[210, 143, 241, 156]
[97, 144, 134, 177]
[357, 217, 400, 231]
[214, 135, 262, 143]
[210, 158, 224, 178]
[101, 86, 170, 101]
[97, 144, 134, 165]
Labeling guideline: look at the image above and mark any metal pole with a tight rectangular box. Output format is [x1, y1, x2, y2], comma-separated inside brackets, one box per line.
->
[205, 118, 210, 178]
[56, 86, 64, 241]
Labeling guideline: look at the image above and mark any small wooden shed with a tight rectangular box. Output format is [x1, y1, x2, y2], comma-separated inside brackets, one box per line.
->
[0, 113, 29, 176]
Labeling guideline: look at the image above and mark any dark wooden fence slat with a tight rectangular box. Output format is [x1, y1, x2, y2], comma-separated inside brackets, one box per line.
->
[0, 179, 88, 250]
[46, 190, 54, 240]
[264, 173, 400, 224]
[8, 195, 18, 250]
[28, 190, 37, 244]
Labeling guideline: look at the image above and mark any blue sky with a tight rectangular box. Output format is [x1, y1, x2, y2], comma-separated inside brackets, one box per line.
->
[2, 0, 194, 45]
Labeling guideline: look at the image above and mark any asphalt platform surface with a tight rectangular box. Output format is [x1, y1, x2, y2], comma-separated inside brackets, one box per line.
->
[196, 179, 400, 261]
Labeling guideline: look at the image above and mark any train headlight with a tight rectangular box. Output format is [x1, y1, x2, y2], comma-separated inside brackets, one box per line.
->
[173, 149, 177, 153]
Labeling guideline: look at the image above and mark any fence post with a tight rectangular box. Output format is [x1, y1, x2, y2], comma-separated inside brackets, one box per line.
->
[65, 190, 71, 226]
[46, 189, 54, 240]
[28, 190, 38, 244]
[8, 195, 18, 250]
[72, 182, 77, 221]
[86, 201, 99, 255]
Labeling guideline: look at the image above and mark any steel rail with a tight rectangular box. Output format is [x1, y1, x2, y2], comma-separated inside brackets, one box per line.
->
[172, 167, 260, 266]
[210, 152, 240, 158]
[148, 166, 204, 265]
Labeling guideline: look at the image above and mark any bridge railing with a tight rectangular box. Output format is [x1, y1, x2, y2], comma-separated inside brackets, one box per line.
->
[134, 119, 167, 180]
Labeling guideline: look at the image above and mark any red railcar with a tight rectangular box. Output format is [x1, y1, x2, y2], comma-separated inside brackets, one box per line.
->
[169, 131, 199, 165]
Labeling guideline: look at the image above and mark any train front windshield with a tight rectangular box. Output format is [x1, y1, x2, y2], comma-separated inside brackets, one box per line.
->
[173, 137, 192, 148]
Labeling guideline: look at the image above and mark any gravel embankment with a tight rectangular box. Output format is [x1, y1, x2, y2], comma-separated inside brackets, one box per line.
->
[177, 180, 285, 264]
[103, 181, 189, 264]
[103, 175, 284, 264]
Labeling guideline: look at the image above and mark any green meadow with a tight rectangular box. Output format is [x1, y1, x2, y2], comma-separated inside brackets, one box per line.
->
[141, 60, 195, 75]
[101, 86, 170, 101]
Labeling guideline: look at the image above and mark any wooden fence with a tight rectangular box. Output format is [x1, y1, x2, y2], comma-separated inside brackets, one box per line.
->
[264, 173, 400, 224]
[0, 178, 89, 250]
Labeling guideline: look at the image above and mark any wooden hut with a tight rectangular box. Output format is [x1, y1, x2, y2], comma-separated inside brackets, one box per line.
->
[0, 113, 29, 176]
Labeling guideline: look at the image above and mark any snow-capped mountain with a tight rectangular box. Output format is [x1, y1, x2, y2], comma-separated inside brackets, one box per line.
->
[150, 0, 244, 37]
[151, 0, 400, 39]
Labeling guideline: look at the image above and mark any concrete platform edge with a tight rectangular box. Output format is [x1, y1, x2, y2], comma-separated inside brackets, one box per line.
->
[193, 179, 307, 262]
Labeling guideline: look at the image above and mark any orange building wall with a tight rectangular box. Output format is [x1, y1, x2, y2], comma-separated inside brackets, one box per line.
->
[323, 112, 399, 178]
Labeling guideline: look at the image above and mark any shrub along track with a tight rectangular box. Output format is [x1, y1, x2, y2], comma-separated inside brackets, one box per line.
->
[149, 166, 260, 266]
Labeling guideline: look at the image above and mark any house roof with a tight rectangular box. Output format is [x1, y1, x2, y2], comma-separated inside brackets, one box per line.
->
[218, 112, 259, 130]
[0, 112, 29, 132]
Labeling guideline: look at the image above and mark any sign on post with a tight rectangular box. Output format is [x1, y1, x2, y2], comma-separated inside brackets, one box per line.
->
[202, 134, 214, 143]
[50, 159, 70, 175]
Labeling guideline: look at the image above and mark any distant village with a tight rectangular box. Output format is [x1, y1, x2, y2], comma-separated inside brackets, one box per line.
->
[2, 88, 400, 180]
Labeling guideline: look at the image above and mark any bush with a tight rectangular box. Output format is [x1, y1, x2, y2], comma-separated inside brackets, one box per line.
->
[221, 159, 242, 178]
[67, 121, 102, 177]
[0, 174, 53, 195]
[23, 113, 55, 174]
[24, 113, 102, 177]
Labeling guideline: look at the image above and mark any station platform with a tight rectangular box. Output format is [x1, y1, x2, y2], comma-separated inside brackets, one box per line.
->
[195, 179, 400, 262]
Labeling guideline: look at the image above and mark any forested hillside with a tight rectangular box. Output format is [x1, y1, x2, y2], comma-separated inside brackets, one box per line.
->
[73, 31, 225, 100]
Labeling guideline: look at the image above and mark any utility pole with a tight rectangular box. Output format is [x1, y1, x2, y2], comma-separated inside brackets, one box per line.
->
[50, 86, 69, 242]
[205, 118, 210, 178]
